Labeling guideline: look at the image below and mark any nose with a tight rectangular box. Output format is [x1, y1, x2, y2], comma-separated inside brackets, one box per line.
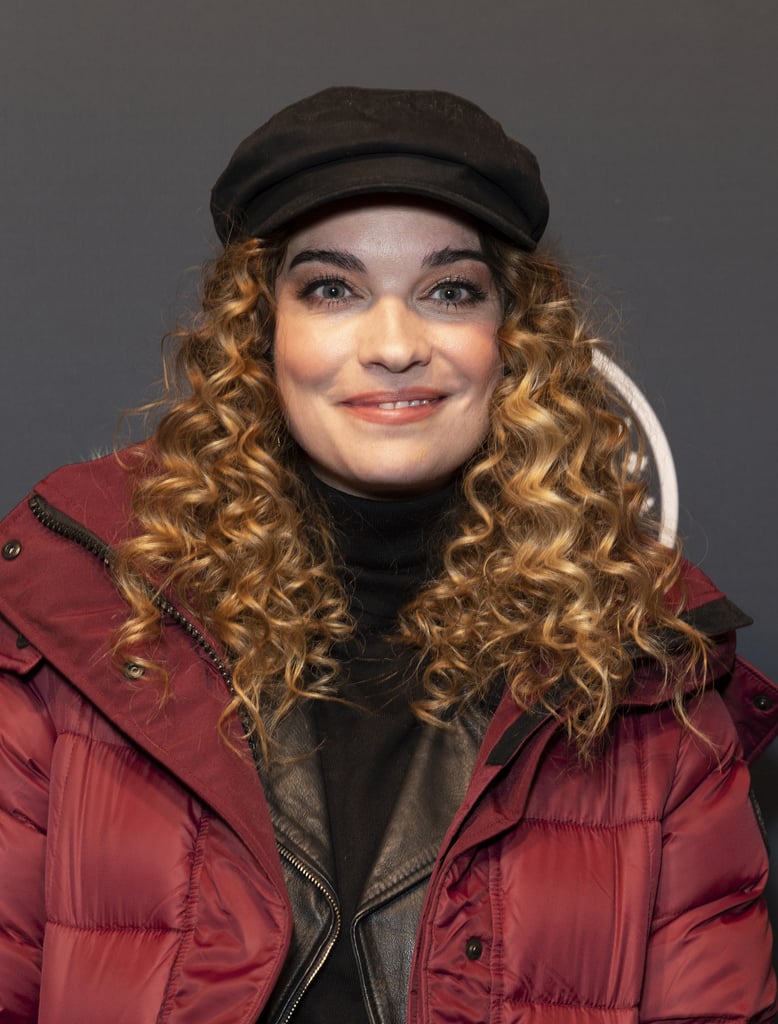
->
[357, 297, 432, 372]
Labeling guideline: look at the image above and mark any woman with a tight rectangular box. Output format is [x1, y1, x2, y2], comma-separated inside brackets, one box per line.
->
[0, 86, 776, 1022]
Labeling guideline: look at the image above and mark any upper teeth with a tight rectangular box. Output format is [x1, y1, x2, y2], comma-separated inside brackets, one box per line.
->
[376, 399, 434, 409]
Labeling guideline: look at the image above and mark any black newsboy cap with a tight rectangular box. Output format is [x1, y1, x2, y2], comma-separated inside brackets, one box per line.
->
[210, 86, 549, 250]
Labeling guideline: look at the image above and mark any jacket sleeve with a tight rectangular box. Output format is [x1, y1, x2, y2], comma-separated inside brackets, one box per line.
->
[640, 690, 777, 1022]
[0, 628, 54, 1023]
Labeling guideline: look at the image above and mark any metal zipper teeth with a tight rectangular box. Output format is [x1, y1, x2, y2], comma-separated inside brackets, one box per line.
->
[28, 493, 262, 764]
[29, 494, 112, 564]
[277, 843, 341, 1024]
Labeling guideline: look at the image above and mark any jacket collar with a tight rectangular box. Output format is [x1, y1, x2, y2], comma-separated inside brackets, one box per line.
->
[261, 699, 488, 911]
[483, 583, 755, 768]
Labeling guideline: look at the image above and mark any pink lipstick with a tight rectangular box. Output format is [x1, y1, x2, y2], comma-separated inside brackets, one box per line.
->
[341, 389, 446, 424]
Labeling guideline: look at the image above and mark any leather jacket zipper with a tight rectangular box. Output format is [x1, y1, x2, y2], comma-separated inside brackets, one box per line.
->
[276, 844, 341, 1024]
[28, 492, 261, 764]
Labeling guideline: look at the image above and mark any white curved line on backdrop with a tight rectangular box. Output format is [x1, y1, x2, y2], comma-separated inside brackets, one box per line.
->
[592, 350, 679, 548]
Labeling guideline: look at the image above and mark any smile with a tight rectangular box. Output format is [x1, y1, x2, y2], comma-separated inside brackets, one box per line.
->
[341, 392, 446, 424]
[376, 398, 436, 410]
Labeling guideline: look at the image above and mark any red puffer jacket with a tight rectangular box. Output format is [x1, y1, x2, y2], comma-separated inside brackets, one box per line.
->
[0, 452, 777, 1023]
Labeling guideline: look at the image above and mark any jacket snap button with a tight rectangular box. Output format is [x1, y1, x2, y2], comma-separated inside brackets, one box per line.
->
[123, 662, 146, 680]
[753, 695, 773, 712]
[2, 540, 22, 560]
[465, 937, 483, 961]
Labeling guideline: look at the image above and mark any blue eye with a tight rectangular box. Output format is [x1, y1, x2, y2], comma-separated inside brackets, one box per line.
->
[435, 284, 468, 304]
[316, 281, 349, 301]
[430, 279, 486, 307]
[299, 278, 351, 304]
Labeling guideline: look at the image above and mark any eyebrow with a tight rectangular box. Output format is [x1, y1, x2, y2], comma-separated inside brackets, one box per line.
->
[421, 247, 488, 268]
[286, 245, 488, 273]
[288, 248, 366, 272]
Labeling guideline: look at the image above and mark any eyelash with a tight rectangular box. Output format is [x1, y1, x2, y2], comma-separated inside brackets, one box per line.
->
[298, 277, 354, 306]
[296, 275, 488, 309]
[429, 276, 487, 308]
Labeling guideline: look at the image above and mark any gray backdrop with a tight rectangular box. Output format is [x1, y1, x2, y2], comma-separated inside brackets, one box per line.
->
[3, 0, 777, 962]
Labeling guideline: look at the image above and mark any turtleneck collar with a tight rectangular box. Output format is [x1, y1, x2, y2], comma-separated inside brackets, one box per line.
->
[303, 468, 460, 627]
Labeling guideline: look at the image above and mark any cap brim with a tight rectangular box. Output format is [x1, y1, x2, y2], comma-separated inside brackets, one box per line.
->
[216, 153, 541, 250]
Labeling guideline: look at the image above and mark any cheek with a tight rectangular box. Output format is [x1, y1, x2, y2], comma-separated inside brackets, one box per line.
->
[465, 330, 503, 396]
[272, 324, 342, 453]
[273, 312, 348, 396]
[272, 347, 310, 447]
[272, 320, 317, 407]
[273, 356, 314, 448]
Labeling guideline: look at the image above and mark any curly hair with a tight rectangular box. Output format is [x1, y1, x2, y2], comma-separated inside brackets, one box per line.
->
[112, 231, 706, 760]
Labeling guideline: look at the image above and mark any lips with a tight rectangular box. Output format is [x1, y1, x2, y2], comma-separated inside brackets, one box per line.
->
[341, 389, 447, 423]
[343, 388, 445, 407]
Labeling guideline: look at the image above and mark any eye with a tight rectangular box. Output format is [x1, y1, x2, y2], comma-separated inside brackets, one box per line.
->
[428, 278, 487, 308]
[299, 277, 352, 304]
[435, 284, 468, 304]
[316, 281, 349, 301]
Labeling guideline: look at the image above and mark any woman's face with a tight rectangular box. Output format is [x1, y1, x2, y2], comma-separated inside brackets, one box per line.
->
[273, 201, 503, 498]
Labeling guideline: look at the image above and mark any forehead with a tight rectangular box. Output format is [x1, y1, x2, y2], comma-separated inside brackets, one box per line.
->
[282, 197, 484, 259]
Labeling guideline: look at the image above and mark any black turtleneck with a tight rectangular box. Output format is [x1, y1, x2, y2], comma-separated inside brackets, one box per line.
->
[297, 472, 459, 1024]
[320, 473, 458, 626]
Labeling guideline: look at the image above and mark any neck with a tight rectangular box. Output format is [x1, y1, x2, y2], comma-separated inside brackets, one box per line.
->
[303, 467, 461, 627]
